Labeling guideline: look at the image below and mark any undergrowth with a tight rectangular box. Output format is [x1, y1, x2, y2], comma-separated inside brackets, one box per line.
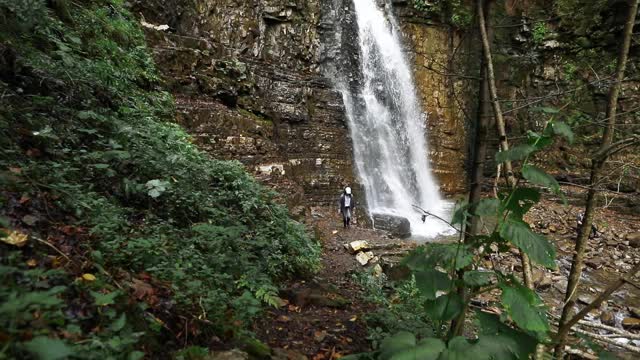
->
[0, 0, 320, 358]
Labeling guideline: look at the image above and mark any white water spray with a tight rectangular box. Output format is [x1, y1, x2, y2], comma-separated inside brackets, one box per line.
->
[340, 0, 453, 238]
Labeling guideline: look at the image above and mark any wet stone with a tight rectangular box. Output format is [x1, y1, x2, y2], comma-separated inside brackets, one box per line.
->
[371, 213, 411, 238]
[622, 317, 640, 330]
[600, 311, 616, 326]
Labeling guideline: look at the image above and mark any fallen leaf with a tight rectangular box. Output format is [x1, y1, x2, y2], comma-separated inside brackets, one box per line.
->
[19, 195, 31, 204]
[59, 225, 77, 235]
[277, 315, 291, 322]
[26, 259, 37, 267]
[332, 230, 338, 235]
[130, 278, 157, 305]
[22, 215, 38, 226]
[2, 230, 29, 247]
[51, 256, 64, 268]
[82, 273, 97, 281]
[349, 315, 357, 322]
[8, 167, 22, 174]
[26, 148, 41, 157]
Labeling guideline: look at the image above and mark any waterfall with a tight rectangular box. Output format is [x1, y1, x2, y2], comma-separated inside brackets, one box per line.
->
[338, 0, 453, 238]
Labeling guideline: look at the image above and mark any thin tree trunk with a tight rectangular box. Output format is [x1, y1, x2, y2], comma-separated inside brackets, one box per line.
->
[477, 0, 534, 290]
[449, 0, 493, 337]
[468, 6, 492, 237]
[554, 0, 639, 357]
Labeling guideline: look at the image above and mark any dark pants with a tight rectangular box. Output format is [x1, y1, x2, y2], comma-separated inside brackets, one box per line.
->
[342, 207, 352, 228]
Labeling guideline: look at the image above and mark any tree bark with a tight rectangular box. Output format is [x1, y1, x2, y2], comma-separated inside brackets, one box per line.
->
[554, 0, 639, 357]
[477, 0, 534, 290]
[468, 3, 492, 237]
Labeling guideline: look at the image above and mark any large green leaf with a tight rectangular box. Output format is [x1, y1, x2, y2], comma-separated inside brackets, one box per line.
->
[451, 201, 470, 226]
[527, 130, 553, 150]
[531, 106, 560, 114]
[380, 334, 446, 360]
[415, 269, 452, 300]
[23, 336, 73, 360]
[476, 312, 538, 359]
[402, 244, 473, 272]
[521, 165, 560, 195]
[463, 271, 495, 287]
[424, 294, 463, 322]
[500, 219, 556, 269]
[551, 121, 574, 144]
[426, 244, 473, 271]
[438, 337, 475, 360]
[499, 188, 540, 219]
[501, 283, 550, 336]
[495, 145, 536, 163]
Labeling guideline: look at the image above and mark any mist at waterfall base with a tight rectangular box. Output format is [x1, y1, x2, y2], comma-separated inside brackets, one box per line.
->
[339, 0, 455, 239]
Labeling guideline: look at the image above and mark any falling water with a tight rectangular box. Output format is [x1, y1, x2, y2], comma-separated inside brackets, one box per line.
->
[339, 0, 453, 238]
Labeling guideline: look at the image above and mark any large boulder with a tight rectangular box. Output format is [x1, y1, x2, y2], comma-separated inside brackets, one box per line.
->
[372, 213, 411, 238]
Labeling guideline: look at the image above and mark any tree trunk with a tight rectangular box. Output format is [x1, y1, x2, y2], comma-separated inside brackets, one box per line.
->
[554, 0, 639, 357]
[477, 0, 534, 290]
[468, 4, 492, 237]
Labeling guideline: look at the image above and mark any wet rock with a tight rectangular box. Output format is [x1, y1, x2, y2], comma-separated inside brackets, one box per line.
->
[240, 337, 271, 359]
[578, 294, 595, 305]
[383, 263, 411, 282]
[622, 317, 640, 330]
[282, 283, 350, 309]
[356, 251, 374, 266]
[600, 311, 616, 326]
[585, 258, 604, 269]
[372, 213, 411, 238]
[372, 264, 383, 277]
[626, 232, 640, 248]
[209, 349, 249, 360]
[272, 348, 308, 360]
[534, 271, 553, 290]
[347, 240, 370, 253]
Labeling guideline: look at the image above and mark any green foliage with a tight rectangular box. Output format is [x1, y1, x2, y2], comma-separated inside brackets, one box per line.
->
[532, 22, 548, 44]
[353, 272, 434, 350]
[0, 0, 320, 356]
[372, 119, 576, 358]
[379, 332, 445, 360]
[555, 0, 608, 36]
[500, 218, 556, 269]
[0, 252, 143, 359]
[412, 0, 473, 28]
[501, 281, 549, 336]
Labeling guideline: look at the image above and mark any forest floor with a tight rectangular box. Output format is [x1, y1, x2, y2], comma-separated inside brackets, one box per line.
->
[252, 186, 640, 359]
[254, 207, 405, 358]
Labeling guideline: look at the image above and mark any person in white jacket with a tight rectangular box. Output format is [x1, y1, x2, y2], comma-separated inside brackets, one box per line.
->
[339, 186, 355, 228]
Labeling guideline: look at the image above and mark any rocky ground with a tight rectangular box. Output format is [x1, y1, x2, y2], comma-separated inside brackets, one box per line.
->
[253, 207, 414, 358]
[242, 186, 640, 359]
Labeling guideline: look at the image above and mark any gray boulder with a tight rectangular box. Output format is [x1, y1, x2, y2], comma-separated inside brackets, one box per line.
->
[372, 213, 411, 238]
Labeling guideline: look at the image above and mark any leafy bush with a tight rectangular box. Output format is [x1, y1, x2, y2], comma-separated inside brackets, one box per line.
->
[532, 22, 548, 44]
[0, 0, 320, 356]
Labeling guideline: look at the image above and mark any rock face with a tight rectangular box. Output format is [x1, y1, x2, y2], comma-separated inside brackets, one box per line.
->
[133, 0, 474, 206]
[372, 213, 412, 238]
[393, 4, 476, 194]
[134, 0, 357, 206]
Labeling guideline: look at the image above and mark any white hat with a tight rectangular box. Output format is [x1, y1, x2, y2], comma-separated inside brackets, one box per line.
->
[345, 187, 352, 195]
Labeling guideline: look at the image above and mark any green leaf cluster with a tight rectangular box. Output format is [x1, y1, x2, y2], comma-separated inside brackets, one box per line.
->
[0, 0, 321, 356]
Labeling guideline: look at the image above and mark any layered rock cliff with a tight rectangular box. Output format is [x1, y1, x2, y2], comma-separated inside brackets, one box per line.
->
[133, 0, 474, 207]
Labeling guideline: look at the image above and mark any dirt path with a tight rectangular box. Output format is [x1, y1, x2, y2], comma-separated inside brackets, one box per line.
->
[254, 207, 415, 358]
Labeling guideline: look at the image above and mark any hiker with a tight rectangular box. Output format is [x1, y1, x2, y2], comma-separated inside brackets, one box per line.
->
[339, 186, 355, 228]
